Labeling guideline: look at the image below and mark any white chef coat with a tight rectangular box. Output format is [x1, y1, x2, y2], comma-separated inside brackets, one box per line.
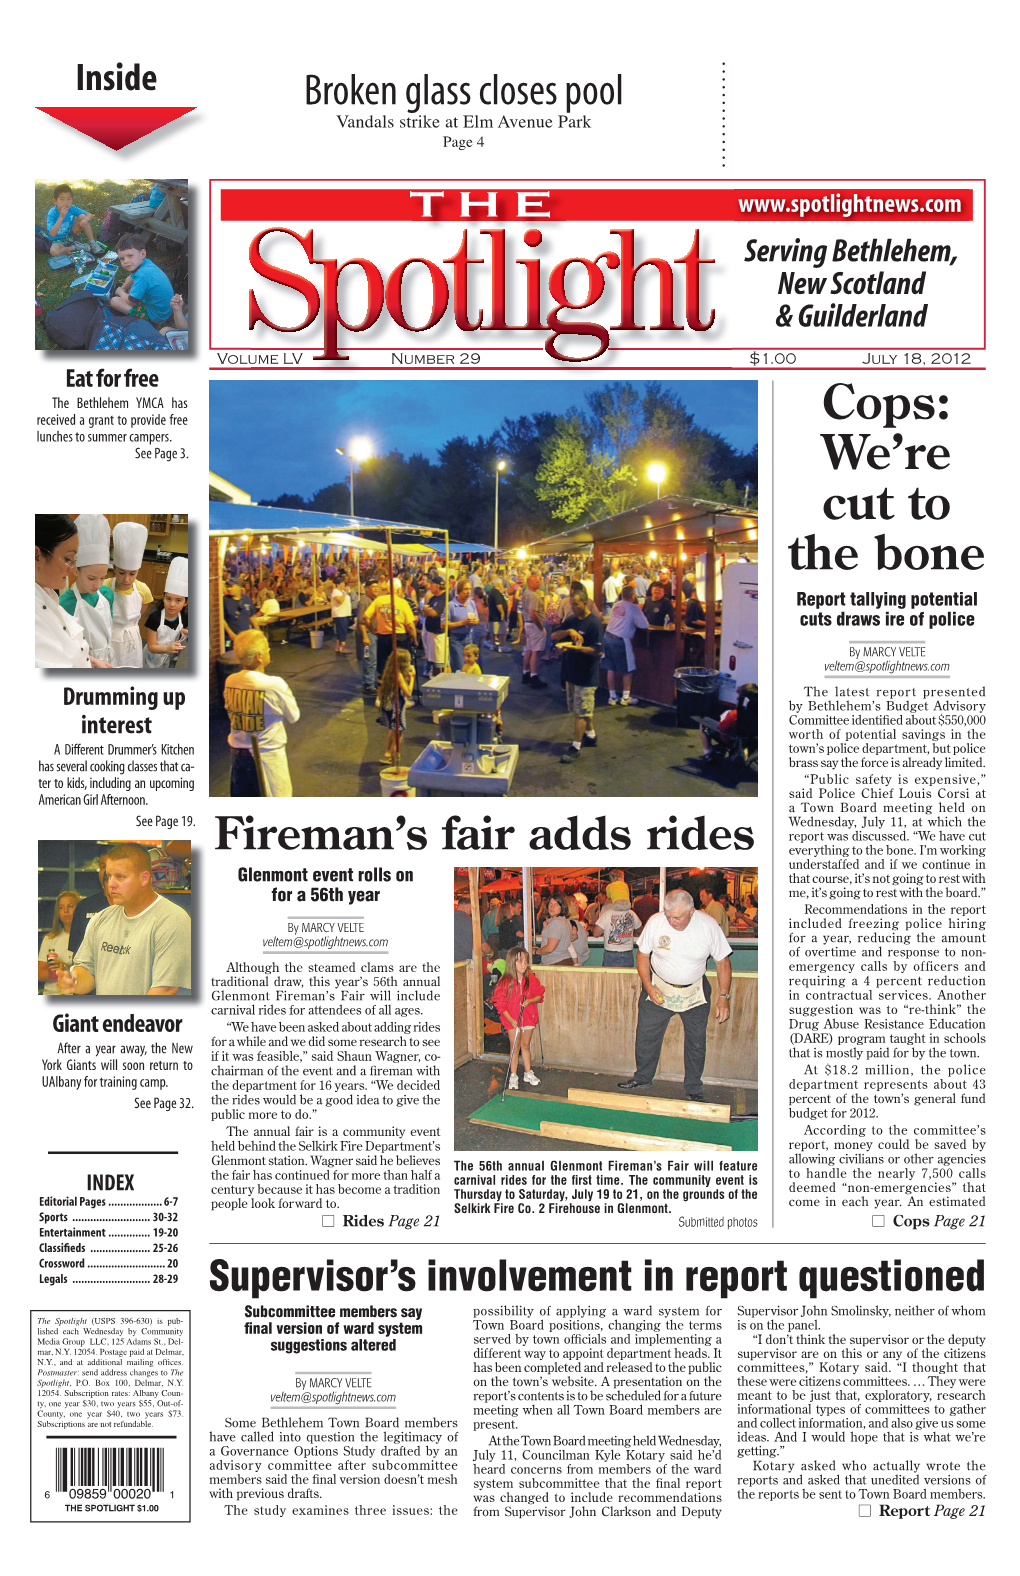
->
[36, 582, 90, 668]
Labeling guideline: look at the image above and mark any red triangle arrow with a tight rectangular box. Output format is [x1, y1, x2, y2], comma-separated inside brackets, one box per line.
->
[38, 106, 195, 151]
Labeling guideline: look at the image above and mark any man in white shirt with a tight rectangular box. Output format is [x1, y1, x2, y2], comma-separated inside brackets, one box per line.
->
[602, 560, 624, 606]
[619, 888, 732, 1098]
[223, 629, 301, 796]
[330, 577, 352, 652]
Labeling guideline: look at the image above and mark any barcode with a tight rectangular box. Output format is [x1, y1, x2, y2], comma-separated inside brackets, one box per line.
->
[54, 1446, 165, 1491]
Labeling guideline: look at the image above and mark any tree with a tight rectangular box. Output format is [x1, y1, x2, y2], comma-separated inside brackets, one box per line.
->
[257, 385, 758, 534]
[535, 414, 639, 524]
[257, 492, 306, 510]
[534, 385, 757, 524]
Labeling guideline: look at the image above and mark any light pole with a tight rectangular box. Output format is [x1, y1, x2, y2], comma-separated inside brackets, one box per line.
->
[647, 462, 666, 500]
[335, 437, 372, 516]
[494, 458, 506, 559]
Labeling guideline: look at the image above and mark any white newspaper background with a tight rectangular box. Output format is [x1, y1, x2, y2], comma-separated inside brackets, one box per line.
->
[7, 6, 1012, 1572]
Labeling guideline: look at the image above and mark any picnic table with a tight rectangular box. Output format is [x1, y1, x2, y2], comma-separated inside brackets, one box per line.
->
[109, 180, 188, 245]
[262, 604, 331, 642]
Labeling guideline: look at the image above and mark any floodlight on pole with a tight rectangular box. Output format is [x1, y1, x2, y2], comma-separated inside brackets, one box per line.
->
[494, 458, 507, 557]
[647, 462, 667, 499]
[336, 438, 373, 516]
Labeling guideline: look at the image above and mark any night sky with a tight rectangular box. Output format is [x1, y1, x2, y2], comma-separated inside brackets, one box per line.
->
[210, 379, 757, 501]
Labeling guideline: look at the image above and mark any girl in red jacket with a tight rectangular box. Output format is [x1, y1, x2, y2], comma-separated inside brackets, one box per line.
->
[493, 945, 545, 1089]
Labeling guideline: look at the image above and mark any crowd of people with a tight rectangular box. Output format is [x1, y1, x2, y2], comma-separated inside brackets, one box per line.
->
[219, 544, 718, 778]
[222, 547, 702, 659]
[455, 870, 759, 972]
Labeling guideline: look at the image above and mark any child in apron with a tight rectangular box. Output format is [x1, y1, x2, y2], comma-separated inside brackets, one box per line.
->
[109, 520, 150, 667]
[58, 514, 114, 666]
[143, 557, 189, 668]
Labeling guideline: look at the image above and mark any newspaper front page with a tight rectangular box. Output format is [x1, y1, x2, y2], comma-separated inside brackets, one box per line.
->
[8, 6, 1012, 1571]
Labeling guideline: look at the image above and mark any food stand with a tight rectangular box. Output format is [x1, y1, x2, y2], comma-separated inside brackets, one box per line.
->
[526, 496, 758, 707]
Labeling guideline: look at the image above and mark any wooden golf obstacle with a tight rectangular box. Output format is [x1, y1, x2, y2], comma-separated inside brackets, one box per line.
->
[467, 1087, 758, 1152]
[538, 1122, 729, 1153]
[567, 1087, 731, 1122]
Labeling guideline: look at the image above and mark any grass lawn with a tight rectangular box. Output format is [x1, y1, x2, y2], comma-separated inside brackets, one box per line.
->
[35, 178, 188, 349]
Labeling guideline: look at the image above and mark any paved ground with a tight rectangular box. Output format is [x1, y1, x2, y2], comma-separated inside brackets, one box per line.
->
[210, 635, 757, 799]
[454, 1056, 758, 1152]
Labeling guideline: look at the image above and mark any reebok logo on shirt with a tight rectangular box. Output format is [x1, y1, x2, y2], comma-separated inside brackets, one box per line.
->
[102, 940, 132, 955]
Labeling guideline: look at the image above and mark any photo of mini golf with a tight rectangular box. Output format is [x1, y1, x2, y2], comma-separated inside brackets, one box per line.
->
[453, 865, 758, 1152]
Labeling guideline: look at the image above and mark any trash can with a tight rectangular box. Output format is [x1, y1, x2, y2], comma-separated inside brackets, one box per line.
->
[674, 667, 721, 728]
[309, 628, 325, 649]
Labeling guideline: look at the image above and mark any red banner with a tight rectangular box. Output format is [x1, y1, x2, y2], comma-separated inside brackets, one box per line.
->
[219, 187, 974, 223]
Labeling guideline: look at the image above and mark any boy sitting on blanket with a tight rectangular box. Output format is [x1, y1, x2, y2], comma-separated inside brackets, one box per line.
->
[109, 232, 175, 327]
[43, 185, 104, 257]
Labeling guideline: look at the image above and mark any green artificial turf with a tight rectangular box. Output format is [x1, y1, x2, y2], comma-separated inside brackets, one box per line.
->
[468, 1092, 758, 1150]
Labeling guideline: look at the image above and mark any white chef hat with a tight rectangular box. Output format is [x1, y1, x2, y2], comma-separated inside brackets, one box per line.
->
[112, 520, 148, 572]
[164, 557, 188, 597]
[74, 514, 110, 565]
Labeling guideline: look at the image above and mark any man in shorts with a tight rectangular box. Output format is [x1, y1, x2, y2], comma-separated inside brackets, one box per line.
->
[520, 573, 548, 689]
[551, 586, 602, 765]
[619, 887, 732, 1099]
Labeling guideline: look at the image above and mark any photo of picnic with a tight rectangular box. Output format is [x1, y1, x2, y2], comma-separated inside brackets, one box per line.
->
[35, 178, 189, 352]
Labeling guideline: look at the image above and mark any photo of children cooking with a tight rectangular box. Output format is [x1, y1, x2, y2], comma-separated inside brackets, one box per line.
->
[38, 839, 192, 998]
[35, 178, 189, 351]
[35, 514, 190, 670]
